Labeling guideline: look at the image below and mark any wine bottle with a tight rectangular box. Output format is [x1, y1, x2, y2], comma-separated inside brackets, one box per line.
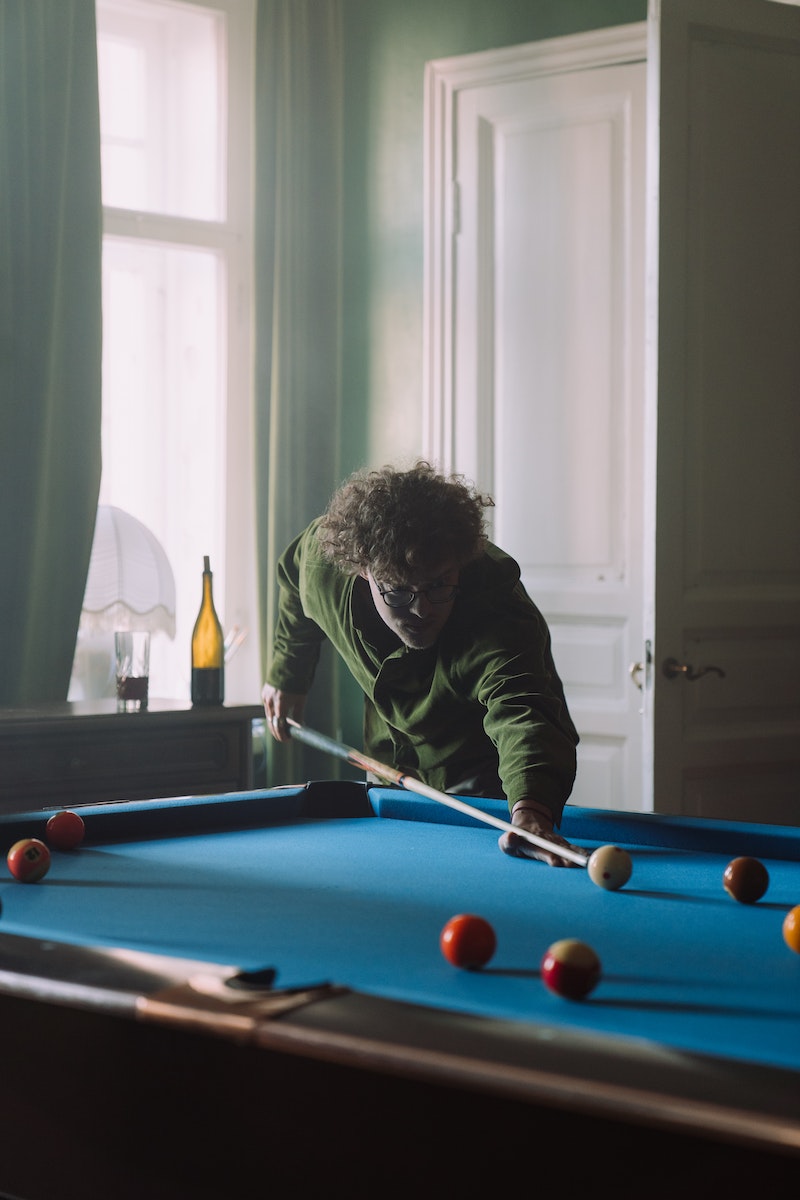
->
[191, 555, 225, 705]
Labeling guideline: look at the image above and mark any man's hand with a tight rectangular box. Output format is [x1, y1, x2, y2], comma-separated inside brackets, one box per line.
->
[498, 799, 582, 868]
[261, 684, 307, 743]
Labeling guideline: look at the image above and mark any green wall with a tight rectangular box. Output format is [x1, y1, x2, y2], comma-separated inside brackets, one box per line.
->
[339, 0, 647, 473]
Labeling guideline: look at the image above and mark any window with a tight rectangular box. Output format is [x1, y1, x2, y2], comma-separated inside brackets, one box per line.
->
[87, 0, 257, 703]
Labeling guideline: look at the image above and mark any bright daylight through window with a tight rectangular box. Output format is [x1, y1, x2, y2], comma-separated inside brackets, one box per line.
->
[71, 0, 257, 705]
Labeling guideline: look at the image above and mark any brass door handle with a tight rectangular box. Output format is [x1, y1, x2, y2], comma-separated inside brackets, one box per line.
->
[629, 661, 644, 690]
[662, 657, 725, 682]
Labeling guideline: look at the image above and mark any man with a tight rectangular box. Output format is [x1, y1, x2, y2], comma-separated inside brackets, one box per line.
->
[263, 461, 580, 867]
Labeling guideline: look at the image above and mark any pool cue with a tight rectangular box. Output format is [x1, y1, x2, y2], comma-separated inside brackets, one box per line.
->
[284, 718, 589, 867]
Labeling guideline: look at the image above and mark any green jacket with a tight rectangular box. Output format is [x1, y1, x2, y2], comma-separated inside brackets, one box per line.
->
[267, 519, 578, 823]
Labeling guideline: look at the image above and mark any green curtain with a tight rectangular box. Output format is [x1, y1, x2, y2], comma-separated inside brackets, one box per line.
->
[0, 0, 103, 706]
[254, 0, 347, 784]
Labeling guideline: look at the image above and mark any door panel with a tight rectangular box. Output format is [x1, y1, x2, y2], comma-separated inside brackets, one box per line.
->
[647, 0, 800, 820]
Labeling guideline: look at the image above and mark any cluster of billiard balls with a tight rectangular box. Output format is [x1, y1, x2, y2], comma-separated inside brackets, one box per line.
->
[6, 811, 86, 883]
[439, 849, 800, 1000]
[439, 912, 602, 1000]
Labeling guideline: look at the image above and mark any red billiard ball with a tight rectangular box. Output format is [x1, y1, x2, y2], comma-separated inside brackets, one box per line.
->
[586, 844, 633, 891]
[723, 856, 769, 904]
[541, 938, 601, 1000]
[7, 838, 51, 883]
[45, 810, 85, 851]
[440, 913, 497, 969]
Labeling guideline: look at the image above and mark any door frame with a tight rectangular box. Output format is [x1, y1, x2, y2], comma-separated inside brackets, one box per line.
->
[423, 23, 649, 813]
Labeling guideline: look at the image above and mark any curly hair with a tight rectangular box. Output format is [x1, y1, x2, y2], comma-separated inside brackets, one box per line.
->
[316, 461, 494, 580]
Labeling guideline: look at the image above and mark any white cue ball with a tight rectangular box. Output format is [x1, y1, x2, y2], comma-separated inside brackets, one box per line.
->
[587, 844, 632, 891]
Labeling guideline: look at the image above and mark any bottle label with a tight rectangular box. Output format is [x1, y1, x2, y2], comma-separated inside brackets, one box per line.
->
[191, 667, 224, 705]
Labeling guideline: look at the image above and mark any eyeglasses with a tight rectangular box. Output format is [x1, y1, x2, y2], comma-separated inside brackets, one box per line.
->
[377, 584, 460, 608]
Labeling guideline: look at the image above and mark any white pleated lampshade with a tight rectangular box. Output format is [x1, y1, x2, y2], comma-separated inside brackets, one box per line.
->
[79, 506, 176, 639]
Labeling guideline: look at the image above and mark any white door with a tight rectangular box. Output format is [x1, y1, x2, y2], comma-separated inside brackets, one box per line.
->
[424, 0, 800, 823]
[424, 25, 649, 811]
[646, 0, 800, 821]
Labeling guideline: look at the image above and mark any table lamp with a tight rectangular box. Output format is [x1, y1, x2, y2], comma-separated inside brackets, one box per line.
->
[79, 505, 176, 637]
[69, 506, 176, 700]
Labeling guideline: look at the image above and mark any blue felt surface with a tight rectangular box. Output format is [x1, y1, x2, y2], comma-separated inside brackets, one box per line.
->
[1, 787, 799, 1073]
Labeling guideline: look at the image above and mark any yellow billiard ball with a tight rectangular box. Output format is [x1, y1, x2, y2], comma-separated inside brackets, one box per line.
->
[783, 906, 800, 955]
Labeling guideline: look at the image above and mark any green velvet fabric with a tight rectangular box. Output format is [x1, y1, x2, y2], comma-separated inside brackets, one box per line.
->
[254, 0, 347, 784]
[0, 0, 102, 704]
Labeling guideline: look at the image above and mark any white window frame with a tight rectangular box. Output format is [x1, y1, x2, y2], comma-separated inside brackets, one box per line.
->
[94, 0, 258, 704]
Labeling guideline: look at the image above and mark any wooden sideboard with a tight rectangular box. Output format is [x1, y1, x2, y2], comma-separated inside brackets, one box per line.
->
[0, 701, 266, 814]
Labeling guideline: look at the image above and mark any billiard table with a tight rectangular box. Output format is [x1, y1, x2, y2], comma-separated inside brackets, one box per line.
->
[0, 782, 797, 1198]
